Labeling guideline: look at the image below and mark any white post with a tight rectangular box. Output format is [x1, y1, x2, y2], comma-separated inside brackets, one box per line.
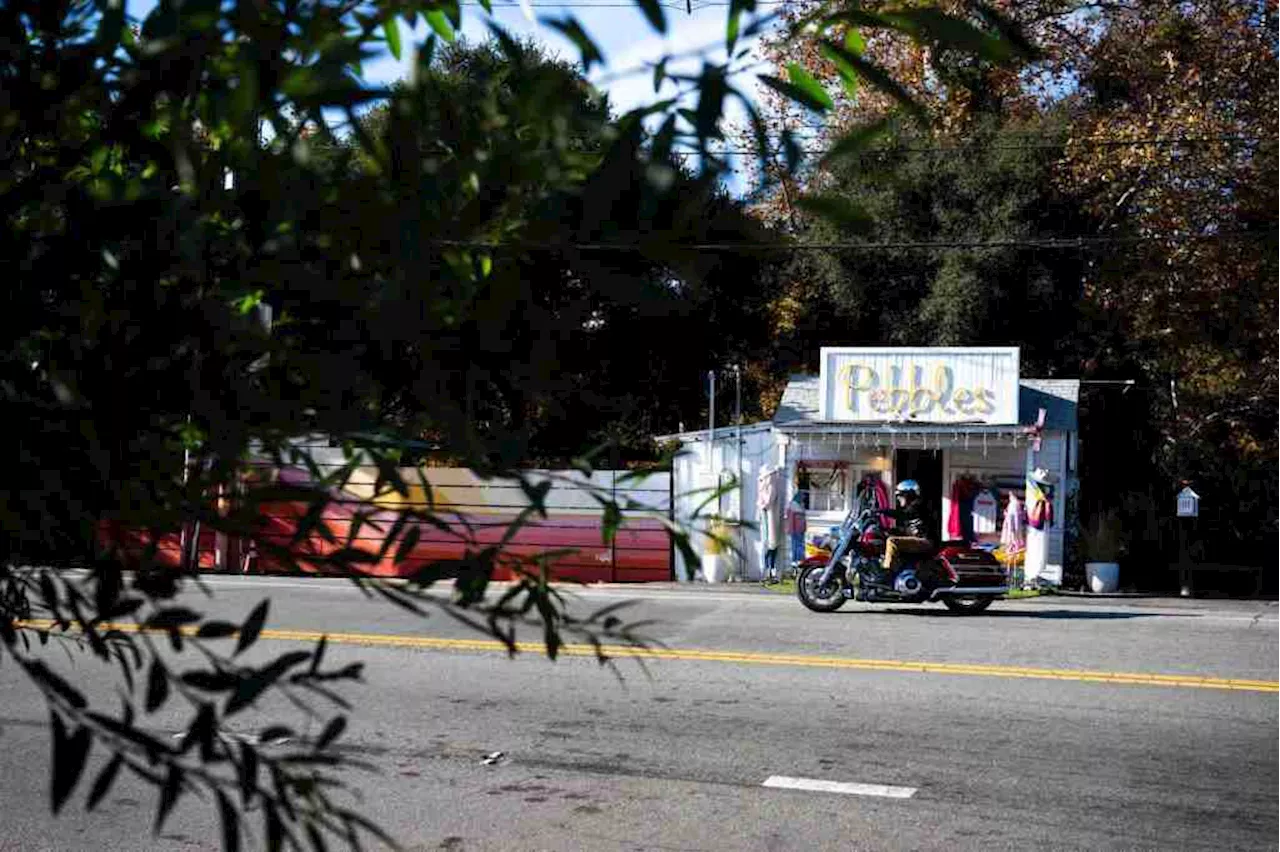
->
[707, 370, 715, 453]
[734, 365, 744, 579]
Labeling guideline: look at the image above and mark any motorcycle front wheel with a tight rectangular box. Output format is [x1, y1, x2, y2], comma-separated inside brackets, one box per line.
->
[797, 563, 847, 612]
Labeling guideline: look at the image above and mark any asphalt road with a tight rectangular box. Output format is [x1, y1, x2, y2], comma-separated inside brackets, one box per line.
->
[1, 578, 1276, 852]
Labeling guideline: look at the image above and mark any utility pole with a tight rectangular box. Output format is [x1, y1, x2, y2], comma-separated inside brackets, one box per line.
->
[707, 369, 715, 446]
[733, 363, 744, 580]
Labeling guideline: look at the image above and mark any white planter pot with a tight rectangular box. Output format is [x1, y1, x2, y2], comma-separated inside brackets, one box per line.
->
[702, 552, 729, 584]
[1085, 561, 1121, 594]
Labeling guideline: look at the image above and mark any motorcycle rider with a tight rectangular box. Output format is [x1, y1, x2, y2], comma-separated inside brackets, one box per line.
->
[875, 480, 933, 585]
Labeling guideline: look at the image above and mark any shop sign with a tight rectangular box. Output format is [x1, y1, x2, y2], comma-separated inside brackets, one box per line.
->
[818, 347, 1020, 424]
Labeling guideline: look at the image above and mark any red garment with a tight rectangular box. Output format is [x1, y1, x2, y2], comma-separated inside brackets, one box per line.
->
[785, 498, 807, 534]
[1026, 482, 1054, 531]
[947, 477, 981, 540]
[872, 478, 890, 511]
[858, 476, 893, 529]
[1028, 497, 1054, 530]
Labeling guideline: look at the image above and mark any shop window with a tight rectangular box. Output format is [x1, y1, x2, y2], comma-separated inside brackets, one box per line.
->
[947, 471, 1026, 545]
[804, 463, 849, 514]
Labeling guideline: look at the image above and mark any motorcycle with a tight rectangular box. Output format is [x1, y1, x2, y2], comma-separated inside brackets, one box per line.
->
[796, 506, 1009, 614]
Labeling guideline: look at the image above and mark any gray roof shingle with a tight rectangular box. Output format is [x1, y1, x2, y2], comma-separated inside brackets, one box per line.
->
[773, 374, 822, 425]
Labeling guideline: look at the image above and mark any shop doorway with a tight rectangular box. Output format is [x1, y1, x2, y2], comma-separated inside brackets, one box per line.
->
[895, 449, 944, 540]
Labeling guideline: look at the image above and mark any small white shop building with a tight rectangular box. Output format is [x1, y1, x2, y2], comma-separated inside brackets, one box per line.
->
[660, 347, 1080, 586]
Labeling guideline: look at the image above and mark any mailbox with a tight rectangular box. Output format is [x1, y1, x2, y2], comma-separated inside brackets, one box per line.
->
[1176, 486, 1200, 519]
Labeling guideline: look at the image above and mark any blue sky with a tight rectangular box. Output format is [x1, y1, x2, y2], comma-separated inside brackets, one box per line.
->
[124, 1, 775, 173]
[123, 0, 779, 194]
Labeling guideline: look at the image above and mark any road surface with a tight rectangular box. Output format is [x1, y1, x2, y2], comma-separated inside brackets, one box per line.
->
[1, 578, 1275, 851]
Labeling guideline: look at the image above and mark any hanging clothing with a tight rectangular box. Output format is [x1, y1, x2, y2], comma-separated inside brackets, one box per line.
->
[1024, 525, 1048, 585]
[853, 476, 869, 514]
[972, 489, 999, 536]
[1023, 481, 1053, 587]
[855, 474, 892, 529]
[795, 463, 811, 510]
[785, 494, 807, 535]
[758, 466, 779, 512]
[761, 506, 782, 551]
[758, 466, 783, 552]
[785, 492, 807, 565]
[1026, 481, 1054, 531]
[947, 476, 981, 540]
[1000, 494, 1025, 555]
[855, 474, 890, 511]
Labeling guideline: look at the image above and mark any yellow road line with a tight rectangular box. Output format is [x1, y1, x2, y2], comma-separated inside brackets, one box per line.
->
[15, 619, 1278, 693]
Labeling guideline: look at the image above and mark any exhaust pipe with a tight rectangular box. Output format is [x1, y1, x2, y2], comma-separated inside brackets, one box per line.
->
[929, 586, 1009, 600]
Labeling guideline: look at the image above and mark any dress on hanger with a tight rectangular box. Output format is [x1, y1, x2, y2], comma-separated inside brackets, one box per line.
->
[758, 466, 783, 579]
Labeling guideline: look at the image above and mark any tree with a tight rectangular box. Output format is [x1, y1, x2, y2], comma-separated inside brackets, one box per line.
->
[309, 38, 786, 462]
[754, 113, 1096, 388]
[1055, 0, 1278, 565]
[1, 0, 1033, 846]
[748, 0, 1065, 224]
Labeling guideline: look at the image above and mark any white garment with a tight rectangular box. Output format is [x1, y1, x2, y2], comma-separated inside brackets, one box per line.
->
[1000, 494, 1025, 553]
[761, 505, 782, 550]
[1024, 526, 1048, 586]
[757, 466, 779, 511]
[757, 465, 782, 550]
[972, 490, 998, 536]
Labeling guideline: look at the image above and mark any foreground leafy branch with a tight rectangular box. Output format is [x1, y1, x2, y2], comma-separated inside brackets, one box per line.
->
[1, 0, 1036, 848]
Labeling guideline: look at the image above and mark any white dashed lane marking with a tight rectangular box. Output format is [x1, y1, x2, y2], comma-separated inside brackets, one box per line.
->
[762, 775, 918, 799]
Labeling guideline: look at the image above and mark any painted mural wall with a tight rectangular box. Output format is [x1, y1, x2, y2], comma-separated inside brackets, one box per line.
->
[101, 441, 672, 583]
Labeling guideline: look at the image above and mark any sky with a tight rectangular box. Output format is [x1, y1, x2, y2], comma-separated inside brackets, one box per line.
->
[125, 0, 782, 192]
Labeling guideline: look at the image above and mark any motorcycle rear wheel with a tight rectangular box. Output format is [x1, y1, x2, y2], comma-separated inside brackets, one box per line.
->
[942, 595, 995, 614]
[797, 564, 847, 612]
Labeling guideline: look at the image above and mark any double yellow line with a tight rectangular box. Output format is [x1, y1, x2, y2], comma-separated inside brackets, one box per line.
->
[16, 619, 1278, 693]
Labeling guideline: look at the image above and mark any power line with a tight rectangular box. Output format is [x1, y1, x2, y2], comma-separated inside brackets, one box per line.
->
[428, 232, 1267, 253]
[663, 134, 1270, 158]
[463, 1, 701, 6]
[459, 0, 787, 6]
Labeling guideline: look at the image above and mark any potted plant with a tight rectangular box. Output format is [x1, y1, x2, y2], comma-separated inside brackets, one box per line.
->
[701, 517, 732, 583]
[1082, 510, 1124, 593]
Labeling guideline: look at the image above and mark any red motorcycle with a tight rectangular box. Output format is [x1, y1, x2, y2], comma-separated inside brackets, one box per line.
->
[796, 506, 1008, 614]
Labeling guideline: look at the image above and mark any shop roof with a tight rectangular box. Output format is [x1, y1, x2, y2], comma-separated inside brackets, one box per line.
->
[1019, 379, 1079, 431]
[772, 374, 822, 424]
[652, 422, 776, 444]
[772, 374, 1078, 431]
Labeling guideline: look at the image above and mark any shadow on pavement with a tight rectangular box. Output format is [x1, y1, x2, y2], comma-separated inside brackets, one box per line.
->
[858, 608, 1202, 620]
